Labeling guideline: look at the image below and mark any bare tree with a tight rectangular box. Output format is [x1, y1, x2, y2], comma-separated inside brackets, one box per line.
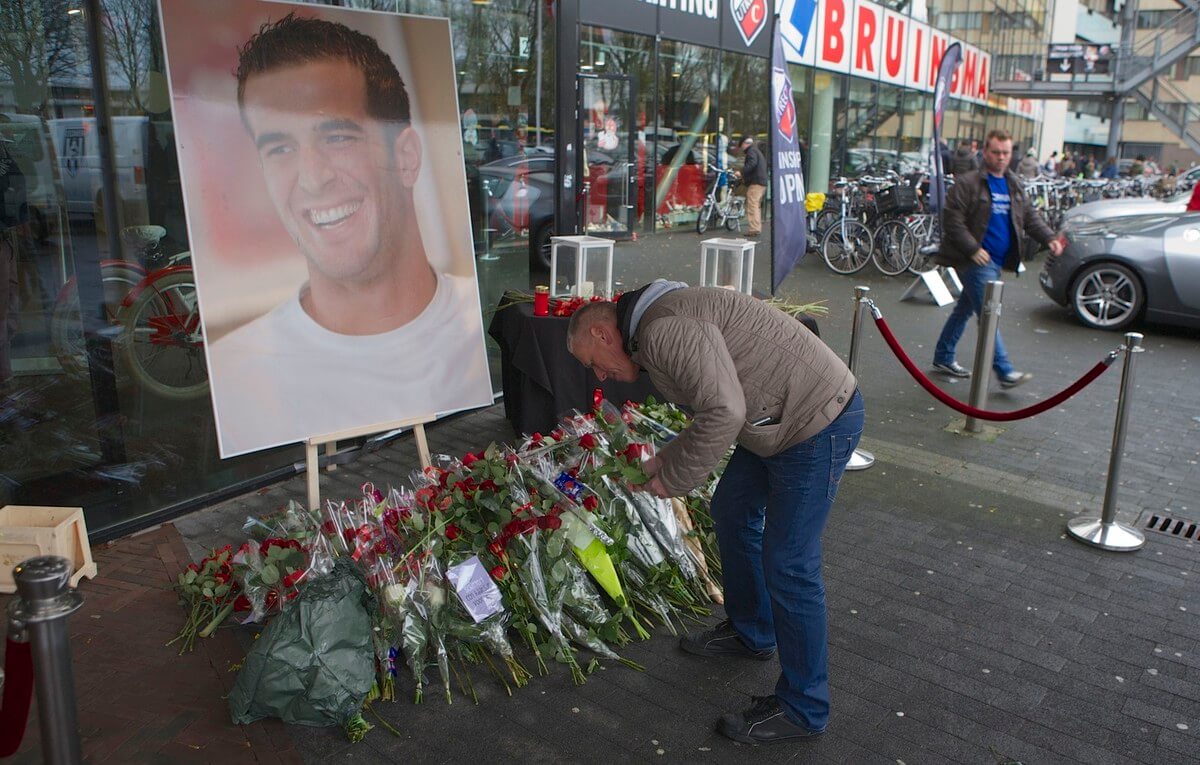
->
[0, 0, 81, 115]
[102, 0, 155, 113]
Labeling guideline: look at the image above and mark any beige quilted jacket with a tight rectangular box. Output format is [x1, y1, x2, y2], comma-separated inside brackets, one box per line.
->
[630, 287, 856, 496]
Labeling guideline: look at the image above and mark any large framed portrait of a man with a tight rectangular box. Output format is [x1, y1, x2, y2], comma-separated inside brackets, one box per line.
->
[158, 0, 492, 457]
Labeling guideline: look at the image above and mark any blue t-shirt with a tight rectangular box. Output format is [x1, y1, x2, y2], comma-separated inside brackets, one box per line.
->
[980, 174, 1012, 266]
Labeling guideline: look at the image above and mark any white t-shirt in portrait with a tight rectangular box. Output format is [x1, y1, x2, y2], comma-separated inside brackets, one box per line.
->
[208, 272, 492, 457]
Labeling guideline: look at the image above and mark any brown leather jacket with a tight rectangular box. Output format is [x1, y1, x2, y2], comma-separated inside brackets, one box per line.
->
[627, 287, 856, 496]
[936, 169, 1057, 272]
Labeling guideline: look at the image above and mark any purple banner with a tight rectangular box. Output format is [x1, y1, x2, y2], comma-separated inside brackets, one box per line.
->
[769, 15, 806, 293]
[929, 42, 962, 215]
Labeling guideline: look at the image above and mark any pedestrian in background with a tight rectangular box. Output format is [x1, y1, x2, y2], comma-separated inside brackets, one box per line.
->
[737, 135, 768, 238]
[1058, 152, 1076, 177]
[938, 137, 954, 176]
[932, 129, 1064, 388]
[952, 140, 977, 175]
[1100, 157, 1118, 179]
[1042, 150, 1058, 175]
[1018, 148, 1040, 178]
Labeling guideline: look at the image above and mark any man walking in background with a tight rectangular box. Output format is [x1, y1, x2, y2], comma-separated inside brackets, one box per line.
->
[932, 129, 1063, 388]
[738, 135, 768, 237]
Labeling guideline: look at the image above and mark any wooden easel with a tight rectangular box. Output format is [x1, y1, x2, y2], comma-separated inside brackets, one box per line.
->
[305, 416, 435, 512]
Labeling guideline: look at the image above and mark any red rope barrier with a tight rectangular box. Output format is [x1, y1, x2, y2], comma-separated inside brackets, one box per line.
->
[0, 637, 34, 756]
[873, 315, 1115, 422]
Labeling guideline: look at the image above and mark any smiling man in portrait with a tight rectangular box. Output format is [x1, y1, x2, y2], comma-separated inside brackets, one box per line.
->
[207, 12, 490, 455]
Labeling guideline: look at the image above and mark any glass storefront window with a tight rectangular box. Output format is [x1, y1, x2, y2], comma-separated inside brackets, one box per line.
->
[655, 41, 720, 233]
[0, 0, 317, 538]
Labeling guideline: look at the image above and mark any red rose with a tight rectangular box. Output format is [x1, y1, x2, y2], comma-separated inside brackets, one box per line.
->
[579, 433, 598, 450]
[462, 452, 479, 467]
[550, 429, 565, 441]
[187, 563, 200, 573]
[445, 524, 461, 540]
[490, 565, 507, 581]
[233, 595, 251, 612]
[583, 495, 599, 512]
[488, 540, 506, 557]
[282, 569, 306, 588]
[623, 443, 646, 462]
[321, 520, 336, 535]
[538, 515, 563, 531]
[382, 508, 400, 532]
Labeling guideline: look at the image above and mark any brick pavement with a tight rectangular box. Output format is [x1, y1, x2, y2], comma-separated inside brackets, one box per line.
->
[169, 399, 1197, 764]
[0, 526, 301, 765]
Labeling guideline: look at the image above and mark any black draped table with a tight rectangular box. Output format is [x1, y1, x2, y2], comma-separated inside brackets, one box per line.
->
[487, 292, 819, 436]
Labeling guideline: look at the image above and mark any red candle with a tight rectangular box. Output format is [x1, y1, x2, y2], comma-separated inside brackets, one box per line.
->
[533, 286, 550, 316]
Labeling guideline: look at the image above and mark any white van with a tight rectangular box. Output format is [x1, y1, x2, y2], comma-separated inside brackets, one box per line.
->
[48, 116, 150, 226]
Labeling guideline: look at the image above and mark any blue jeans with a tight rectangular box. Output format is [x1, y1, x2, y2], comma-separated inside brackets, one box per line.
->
[933, 260, 1014, 376]
[710, 389, 865, 730]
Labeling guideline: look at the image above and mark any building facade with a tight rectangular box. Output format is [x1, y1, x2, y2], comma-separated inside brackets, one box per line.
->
[0, 0, 1042, 539]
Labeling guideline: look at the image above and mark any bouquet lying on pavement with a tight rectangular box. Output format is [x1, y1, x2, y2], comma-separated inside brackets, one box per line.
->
[169, 397, 724, 739]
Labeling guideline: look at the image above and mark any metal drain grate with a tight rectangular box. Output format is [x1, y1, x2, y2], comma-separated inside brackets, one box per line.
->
[1143, 514, 1199, 541]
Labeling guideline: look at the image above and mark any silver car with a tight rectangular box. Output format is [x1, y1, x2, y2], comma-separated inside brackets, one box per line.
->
[1040, 212, 1200, 330]
[1062, 189, 1190, 228]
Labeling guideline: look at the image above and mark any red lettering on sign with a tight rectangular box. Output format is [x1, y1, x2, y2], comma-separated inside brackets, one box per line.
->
[928, 34, 947, 88]
[855, 5, 877, 73]
[962, 49, 977, 101]
[976, 55, 990, 100]
[821, 0, 846, 65]
[885, 16, 905, 78]
[911, 27, 923, 85]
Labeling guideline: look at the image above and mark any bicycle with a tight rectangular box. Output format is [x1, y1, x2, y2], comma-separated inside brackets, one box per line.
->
[696, 164, 746, 234]
[861, 174, 919, 276]
[819, 178, 873, 275]
[49, 225, 208, 400]
[819, 174, 916, 276]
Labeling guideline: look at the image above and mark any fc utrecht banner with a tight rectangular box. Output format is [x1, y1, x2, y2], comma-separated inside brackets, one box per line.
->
[770, 16, 806, 293]
[929, 42, 961, 215]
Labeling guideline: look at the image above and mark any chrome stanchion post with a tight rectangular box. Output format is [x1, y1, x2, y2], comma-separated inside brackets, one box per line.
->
[8, 557, 84, 765]
[846, 286, 874, 471]
[965, 280, 1004, 433]
[1067, 332, 1146, 551]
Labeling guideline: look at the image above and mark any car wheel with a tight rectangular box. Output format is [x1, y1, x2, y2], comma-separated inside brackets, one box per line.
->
[529, 221, 553, 273]
[1070, 262, 1143, 330]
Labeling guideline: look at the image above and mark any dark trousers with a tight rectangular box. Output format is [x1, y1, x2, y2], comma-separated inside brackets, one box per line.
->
[711, 389, 865, 729]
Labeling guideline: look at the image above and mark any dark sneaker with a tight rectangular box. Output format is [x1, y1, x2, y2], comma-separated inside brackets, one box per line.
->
[998, 371, 1033, 389]
[717, 695, 826, 745]
[933, 361, 971, 378]
[680, 619, 775, 661]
